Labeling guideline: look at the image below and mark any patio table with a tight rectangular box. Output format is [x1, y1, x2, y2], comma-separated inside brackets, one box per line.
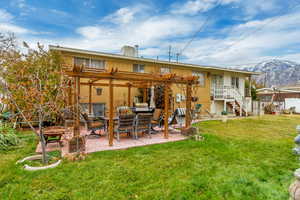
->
[98, 116, 119, 135]
[43, 127, 66, 146]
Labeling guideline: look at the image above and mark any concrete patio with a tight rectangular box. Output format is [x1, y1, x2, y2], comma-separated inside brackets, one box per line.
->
[36, 127, 187, 156]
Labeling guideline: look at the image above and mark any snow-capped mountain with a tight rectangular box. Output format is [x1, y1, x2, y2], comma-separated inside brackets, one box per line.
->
[237, 59, 300, 87]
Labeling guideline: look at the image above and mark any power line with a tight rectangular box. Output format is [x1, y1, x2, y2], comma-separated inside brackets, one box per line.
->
[178, 0, 223, 56]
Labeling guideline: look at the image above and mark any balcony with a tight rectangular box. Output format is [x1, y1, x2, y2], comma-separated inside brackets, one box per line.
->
[211, 86, 243, 102]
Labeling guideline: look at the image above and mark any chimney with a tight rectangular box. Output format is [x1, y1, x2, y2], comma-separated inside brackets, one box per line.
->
[121, 45, 137, 57]
[134, 45, 139, 57]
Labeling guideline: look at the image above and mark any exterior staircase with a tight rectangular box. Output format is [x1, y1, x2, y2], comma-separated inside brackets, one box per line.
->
[212, 86, 247, 116]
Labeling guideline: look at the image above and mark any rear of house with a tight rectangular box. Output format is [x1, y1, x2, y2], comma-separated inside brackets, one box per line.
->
[50, 45, 259, 117]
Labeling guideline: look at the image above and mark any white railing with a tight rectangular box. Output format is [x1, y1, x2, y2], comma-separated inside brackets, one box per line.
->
[212, 86, 247, 112]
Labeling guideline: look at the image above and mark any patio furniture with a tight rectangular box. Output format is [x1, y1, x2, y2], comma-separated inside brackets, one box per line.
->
[151, 109, 163, 132]
[134, 113, 153, 139]
[132, 103, 154, 114]
[61, 108, 86, 128]
[115, 114, 135, 141]
[81, 113, 105, 137]
[169, 108, 186, 126]
[100, 116, 119, 134]
[117, 106, 133, 115]
[193, 104, 202, 119]
[43, 126, 66, 146]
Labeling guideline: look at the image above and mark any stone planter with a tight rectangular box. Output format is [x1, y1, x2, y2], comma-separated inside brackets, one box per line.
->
[17, 154, 61, 171]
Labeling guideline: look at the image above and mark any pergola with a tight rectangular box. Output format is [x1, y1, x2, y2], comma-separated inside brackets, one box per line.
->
[64, 65, 198, 146]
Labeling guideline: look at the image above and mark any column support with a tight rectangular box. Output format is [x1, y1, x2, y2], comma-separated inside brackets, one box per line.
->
[73, 76, 80, 137]
[108, 79, 114, 146]
[185, 83, 192, 128]
[88, 83, 92, 115]
[164, 83, 169, 139]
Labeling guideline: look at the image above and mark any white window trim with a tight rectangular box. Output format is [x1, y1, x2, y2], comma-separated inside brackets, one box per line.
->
[133, 64, 145, 73]
[160, 67, 171, 74]
[192, 71, 205, 87]
[74, 57, 106, 70]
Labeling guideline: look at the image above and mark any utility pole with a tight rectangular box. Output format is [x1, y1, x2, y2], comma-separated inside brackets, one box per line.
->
[168, 45, 172, 62]
[264, 72, 267, 87]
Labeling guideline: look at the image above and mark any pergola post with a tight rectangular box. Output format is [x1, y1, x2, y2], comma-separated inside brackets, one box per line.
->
[185, 83, 192, 128]
[68, 80, 72, 106]
[73, 76, 80, 137]
[88, 83, 92, 115]
[143, 88, 147, 103]
[108, 79, 114, 146]
[164, 83, 169, 139]
[128, 84, 131, 107]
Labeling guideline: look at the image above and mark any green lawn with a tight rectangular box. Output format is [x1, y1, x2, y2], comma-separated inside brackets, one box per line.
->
[0, 115, 299, 200]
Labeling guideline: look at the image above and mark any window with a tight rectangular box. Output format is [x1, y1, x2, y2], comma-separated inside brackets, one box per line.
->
[133, 64, 145, 73]
[74, 57, 105, 69]
[231, 77, 239, 88]
[96, 88, 102, 96]
[93, 103, 105, 117]
[74, 57, 89, 67]
[192, 71, 205, 86]
[160, 67, 170, 74]
[91, 59, 105, 69]
[80, 103, 105, 116]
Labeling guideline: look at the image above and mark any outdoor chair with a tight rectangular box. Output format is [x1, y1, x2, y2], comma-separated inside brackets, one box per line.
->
[135, 113, 153, 139]
[193, 104, 202, 119]
[61, 108, 86, 128]
[115, 114, 135, 141]
[81, 113, 105, 137]
[117, 106, 133, 115]
[168, 108, 188, 128]
[150, 109, 163, 132]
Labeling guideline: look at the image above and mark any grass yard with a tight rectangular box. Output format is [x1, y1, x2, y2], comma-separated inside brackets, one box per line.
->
[0, 115, 299, 200]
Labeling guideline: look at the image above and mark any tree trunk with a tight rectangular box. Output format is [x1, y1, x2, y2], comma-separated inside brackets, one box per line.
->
[38, 112, 48, 164]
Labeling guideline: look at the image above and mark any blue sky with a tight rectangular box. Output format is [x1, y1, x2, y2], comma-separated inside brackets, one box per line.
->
[0, 0, 300, 67]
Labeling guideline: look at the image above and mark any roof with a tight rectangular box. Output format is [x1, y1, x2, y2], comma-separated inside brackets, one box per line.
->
[257, 88, 300, 94]
[49, 45, 261, 76]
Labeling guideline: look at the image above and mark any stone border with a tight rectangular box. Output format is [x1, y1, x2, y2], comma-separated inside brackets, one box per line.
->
[16, 154, 61, 171]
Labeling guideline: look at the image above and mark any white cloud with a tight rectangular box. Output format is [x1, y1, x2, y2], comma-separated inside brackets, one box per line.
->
[0, 10, 30, 34]
[103, 4, 150, 25]
[0, 9, 14, 22]
[241, 0, 281, 19]
[73, 12, 201, 52]
[180, 11, 300, 66]
[0, 23, 29, 34]
[171, 0, 239, 15]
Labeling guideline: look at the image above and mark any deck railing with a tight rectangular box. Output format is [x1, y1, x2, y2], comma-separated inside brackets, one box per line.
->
[212, 86, 247, 111]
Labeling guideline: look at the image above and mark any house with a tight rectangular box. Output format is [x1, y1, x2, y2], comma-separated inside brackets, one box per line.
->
[49, 45, 259, 117]
[257, 87, 300, 113]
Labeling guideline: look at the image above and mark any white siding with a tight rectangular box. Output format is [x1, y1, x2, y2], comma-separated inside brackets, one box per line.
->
[285, 98, 300, 113]
[223, 73, 246, 97]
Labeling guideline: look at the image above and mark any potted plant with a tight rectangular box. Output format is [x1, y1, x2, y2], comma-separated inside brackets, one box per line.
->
[221, 110, 228, 122]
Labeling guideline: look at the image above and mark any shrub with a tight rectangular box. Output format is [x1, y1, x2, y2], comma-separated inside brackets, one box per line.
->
[0, 123, 20, 150]
[221, 110, 228, 115]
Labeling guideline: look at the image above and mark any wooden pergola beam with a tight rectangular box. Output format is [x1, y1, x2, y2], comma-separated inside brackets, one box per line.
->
[64, 71, 195, 84]
[80, 82, 148, 88]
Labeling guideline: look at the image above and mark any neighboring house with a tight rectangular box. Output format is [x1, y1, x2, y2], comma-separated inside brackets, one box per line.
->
[257, 87, 300, 113]
[50, 45, 259, 117]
